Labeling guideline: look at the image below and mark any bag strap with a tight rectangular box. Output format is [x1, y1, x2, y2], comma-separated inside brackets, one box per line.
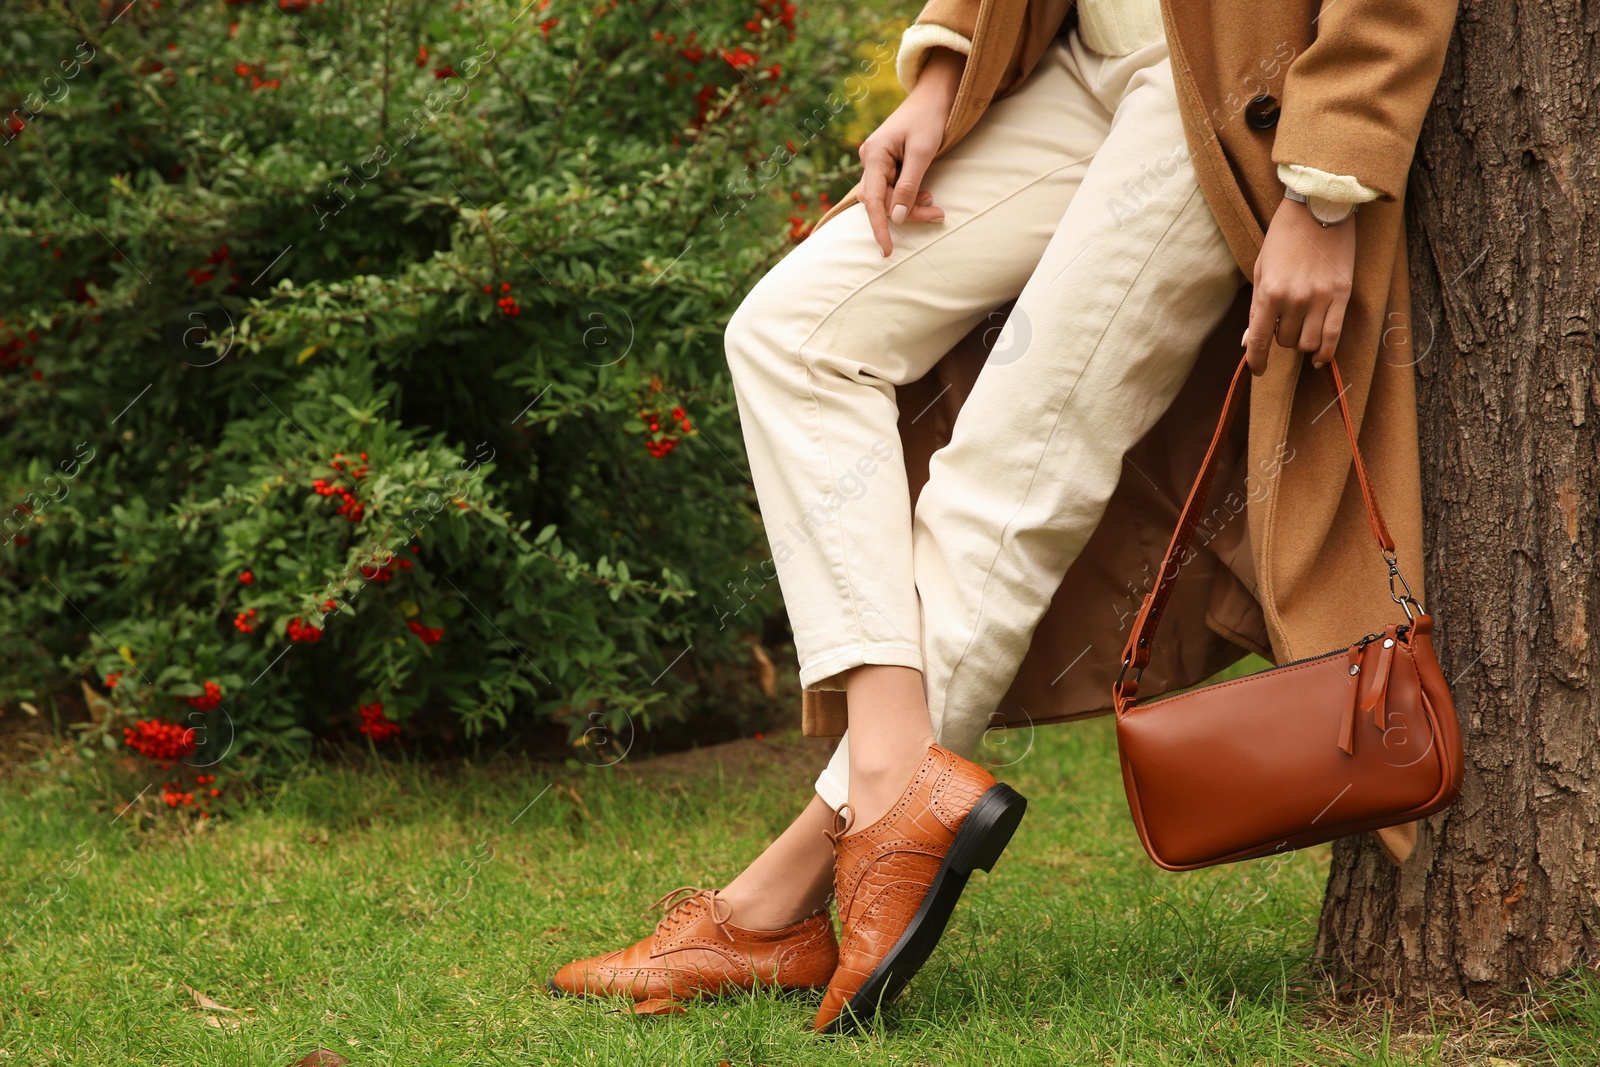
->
[1113, 352, 1420, 713]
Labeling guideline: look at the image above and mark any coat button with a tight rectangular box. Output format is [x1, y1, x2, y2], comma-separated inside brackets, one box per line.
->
[1245, 94, 1280, 130]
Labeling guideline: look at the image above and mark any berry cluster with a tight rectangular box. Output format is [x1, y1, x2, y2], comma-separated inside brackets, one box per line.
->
[312, 452, 369, 522]
[137, 51, 179, 86]
[755, 0, 799, 37]
[233, 61, 280, 92]
[70, 273, 100, 311]
[235, 569, 257, 632]
[483, 282, 521, 317]
[407, 620, 444, 645]
[286, 617, 323, 643]
[124, 719, 197, 760]
[0, 319, 39, 380]
[690, 82, 721, 126]
[182, 680, 223, 711]
[160, 774, 222, 815]
[358, 701, 401, 741]
[788, 190, 833, 242]
[640, 404, 694, 458]
[161, 785, 197, 808]
[187, 244, 240, 287]
[659, 1, 797, 127]
[360, 554, 412, 582]
[104, 670, 123, 690]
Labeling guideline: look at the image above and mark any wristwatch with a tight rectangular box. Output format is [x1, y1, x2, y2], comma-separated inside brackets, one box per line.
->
[1283, 186, 1356, 226]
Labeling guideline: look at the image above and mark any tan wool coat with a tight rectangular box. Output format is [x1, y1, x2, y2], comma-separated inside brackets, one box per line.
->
[797, 0, 1458, 854]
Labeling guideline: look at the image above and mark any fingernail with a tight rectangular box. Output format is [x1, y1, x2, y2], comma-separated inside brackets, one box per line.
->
[891, 204, 907, 224]
[1240, 330, 1248, 347]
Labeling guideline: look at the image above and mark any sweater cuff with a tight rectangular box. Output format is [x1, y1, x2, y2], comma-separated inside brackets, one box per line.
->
[896, 23, 972, 94]
[1278, 163, 1382, 206]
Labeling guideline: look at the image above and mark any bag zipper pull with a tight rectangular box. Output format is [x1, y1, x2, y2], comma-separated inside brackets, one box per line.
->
[1359, 624, 1399, 732]
[1338, 641, 1364, 755]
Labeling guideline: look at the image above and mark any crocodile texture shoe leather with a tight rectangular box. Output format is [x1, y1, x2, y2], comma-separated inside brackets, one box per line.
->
[549, 886, 839, 1014]
[814, 745, 1027, 1033]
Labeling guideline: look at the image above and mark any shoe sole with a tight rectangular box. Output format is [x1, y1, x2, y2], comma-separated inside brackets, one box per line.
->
[821, 781, 1028, 1035]
[546, 977, 822, 1011]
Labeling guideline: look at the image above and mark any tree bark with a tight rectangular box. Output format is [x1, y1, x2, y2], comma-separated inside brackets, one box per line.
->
[1314, 1, 1600, 1001]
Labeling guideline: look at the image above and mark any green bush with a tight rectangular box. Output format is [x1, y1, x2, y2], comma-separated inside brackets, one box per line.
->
[0, 0, 887, 773]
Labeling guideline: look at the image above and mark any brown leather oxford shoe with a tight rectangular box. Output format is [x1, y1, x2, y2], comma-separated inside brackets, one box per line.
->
[548, 886, 839, 1015]
[813, 744, 1027, 1034]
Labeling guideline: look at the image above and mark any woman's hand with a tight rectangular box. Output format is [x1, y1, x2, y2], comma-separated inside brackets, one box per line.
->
[1243, 196, 1357, 374]
[856, 47, 965, 257]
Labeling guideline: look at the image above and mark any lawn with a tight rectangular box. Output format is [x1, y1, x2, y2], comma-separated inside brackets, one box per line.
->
[1, 717, 1591, 1065]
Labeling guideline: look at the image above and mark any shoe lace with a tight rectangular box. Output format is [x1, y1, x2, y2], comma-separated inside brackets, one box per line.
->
[821, 803, 855, 846]
[644, 885, 731, 936]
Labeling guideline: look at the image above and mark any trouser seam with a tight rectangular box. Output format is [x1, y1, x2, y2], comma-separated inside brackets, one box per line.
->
[800, 152, 1099, 349]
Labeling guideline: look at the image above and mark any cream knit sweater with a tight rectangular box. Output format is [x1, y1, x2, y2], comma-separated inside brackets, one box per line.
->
[896, 0, 1379, 204]
[1077, 0, 1165, 57]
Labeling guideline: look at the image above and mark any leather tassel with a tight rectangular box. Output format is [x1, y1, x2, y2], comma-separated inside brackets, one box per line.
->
[1361, 625, 1397, 733]
[1338, 642, 1364, 755]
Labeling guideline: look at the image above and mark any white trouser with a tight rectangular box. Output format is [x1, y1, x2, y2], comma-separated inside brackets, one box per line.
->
[723, 26, 1245, 811]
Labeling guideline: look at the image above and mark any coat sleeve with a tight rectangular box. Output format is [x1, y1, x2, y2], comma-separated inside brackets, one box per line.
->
[895, 1, 979, 93]
[1271, 0, 1458, 203]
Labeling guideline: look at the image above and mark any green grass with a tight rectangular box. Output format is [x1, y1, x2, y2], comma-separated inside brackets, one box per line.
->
[1, 718, 1591, 1065]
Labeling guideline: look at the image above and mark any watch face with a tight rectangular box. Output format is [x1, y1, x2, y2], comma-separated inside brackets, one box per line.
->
[1308, 198, 1354, 224]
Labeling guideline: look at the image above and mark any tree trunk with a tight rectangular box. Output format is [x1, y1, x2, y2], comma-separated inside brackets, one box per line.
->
[1315, 1, 1600, 1001]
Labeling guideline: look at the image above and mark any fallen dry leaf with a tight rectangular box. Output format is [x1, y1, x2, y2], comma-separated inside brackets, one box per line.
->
[183, 983, 248, 1031]
[286, 1051, 348, 1067]
[183, 984, 237, 1014]
[750, 641, 777, 698]
[80, 681, 113, 725]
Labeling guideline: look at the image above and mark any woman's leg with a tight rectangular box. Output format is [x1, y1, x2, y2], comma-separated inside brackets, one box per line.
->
[912, 33, 1244, 764]
[718, 38, 1117, 928]
[717, 667, 931, 929]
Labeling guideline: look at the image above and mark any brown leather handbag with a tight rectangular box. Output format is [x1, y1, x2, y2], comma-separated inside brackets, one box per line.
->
[1112, 353, 1464, 871]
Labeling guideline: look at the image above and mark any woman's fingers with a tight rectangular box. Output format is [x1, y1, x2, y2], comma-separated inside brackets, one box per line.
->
[856, 139, 898, 256]
[1293, 300, 1327, 361]
[889, 129, 941, 226]
[904, 190, 945, 224]
[853, 61, 959, 256]
[1243, 300, 1273, 376]
[1246, 195, 1358, 375]
[1274, 303, 1308, 353]
[1311, 287, 1349, 367]
[859, 119, 946, 255]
